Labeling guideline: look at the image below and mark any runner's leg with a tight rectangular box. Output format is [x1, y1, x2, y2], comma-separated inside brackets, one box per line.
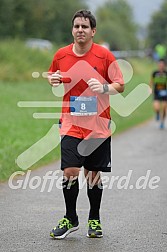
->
[63, 167, 80, 222]
[161, 101, 167, 121]
[160, 101, 167, 129]
[84, 169, 103, 220]
[153, 100, 160, 120]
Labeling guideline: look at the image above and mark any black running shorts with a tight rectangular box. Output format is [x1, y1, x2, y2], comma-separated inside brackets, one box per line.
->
[61, 135, 112, 172]
[154, 95, 167, 101]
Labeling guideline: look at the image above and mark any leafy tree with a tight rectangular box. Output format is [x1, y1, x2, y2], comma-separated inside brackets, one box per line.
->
[95, 0, 138, 50]
[0, 0, 87, 44]
[0, 0, 15, 37]
[148, 0, 167, 48]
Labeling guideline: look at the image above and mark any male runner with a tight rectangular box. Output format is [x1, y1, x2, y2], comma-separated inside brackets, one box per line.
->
[48, 10, 124, 239]
[150, 59, 167, 129]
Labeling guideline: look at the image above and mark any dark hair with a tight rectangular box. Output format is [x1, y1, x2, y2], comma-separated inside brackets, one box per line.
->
[159, 59, 166, 63]
[72, 10, 96, 29]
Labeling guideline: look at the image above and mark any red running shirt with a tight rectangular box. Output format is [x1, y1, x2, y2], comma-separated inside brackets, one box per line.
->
[48, 43, 124, 139]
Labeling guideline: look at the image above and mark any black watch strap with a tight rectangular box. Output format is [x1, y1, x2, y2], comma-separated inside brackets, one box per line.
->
[102, 84, 109, 93]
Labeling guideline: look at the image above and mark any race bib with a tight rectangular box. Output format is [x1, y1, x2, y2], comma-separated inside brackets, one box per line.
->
[70, 96, 97, 116]
[158, 90, 167, 97]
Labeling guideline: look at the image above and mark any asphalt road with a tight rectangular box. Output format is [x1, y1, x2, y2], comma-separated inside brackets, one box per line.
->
[0, 119, 167, 252]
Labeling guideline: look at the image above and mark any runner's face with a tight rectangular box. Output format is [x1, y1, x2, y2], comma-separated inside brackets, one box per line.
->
[72, 17, 96, 45]
[158, 61, 165, 71]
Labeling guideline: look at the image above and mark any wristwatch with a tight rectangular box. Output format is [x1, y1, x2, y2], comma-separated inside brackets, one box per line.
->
[102, 84, 109, 93]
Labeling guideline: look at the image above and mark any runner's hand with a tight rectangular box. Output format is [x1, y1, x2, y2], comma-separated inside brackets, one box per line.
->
[48, 70, 63, 87]
[87, 78, 103, 93]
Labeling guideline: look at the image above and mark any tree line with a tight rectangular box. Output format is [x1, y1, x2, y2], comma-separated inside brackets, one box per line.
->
[148, 0, 167, 48]
[0, 0, 87, 44]
[0, 0, 139, 50]
[1, 0, 166, 50]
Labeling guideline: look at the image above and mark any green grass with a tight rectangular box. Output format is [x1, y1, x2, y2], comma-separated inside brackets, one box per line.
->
[0, 40, 156, 181]
[0, 39, 58, 81]
[0, 80, 61, 181]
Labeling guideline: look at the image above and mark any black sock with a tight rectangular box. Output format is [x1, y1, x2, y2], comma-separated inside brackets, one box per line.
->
[87, 182, 103, 220]
[62, 177, 79, 223]
[163, 111, 166, 120]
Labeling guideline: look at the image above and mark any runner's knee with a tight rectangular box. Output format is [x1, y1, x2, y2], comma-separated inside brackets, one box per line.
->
[63, 167, 80, 180]
[84, 170, 101, 185]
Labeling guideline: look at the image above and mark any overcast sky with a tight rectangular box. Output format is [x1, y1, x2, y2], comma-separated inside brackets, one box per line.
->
[87, 0, 164, 26]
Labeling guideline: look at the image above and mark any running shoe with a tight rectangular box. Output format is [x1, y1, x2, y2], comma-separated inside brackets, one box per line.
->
[160, 122, 164, 129]
[50, 216, 79, 239]
[87, 219, 103, 238]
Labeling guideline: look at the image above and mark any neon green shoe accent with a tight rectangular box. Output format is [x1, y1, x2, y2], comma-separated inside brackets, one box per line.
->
[50, 217, 79, 239]
[87, 220, 103, 238]
[53, 217, 73, 230]
[88, 220, 102, 230]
